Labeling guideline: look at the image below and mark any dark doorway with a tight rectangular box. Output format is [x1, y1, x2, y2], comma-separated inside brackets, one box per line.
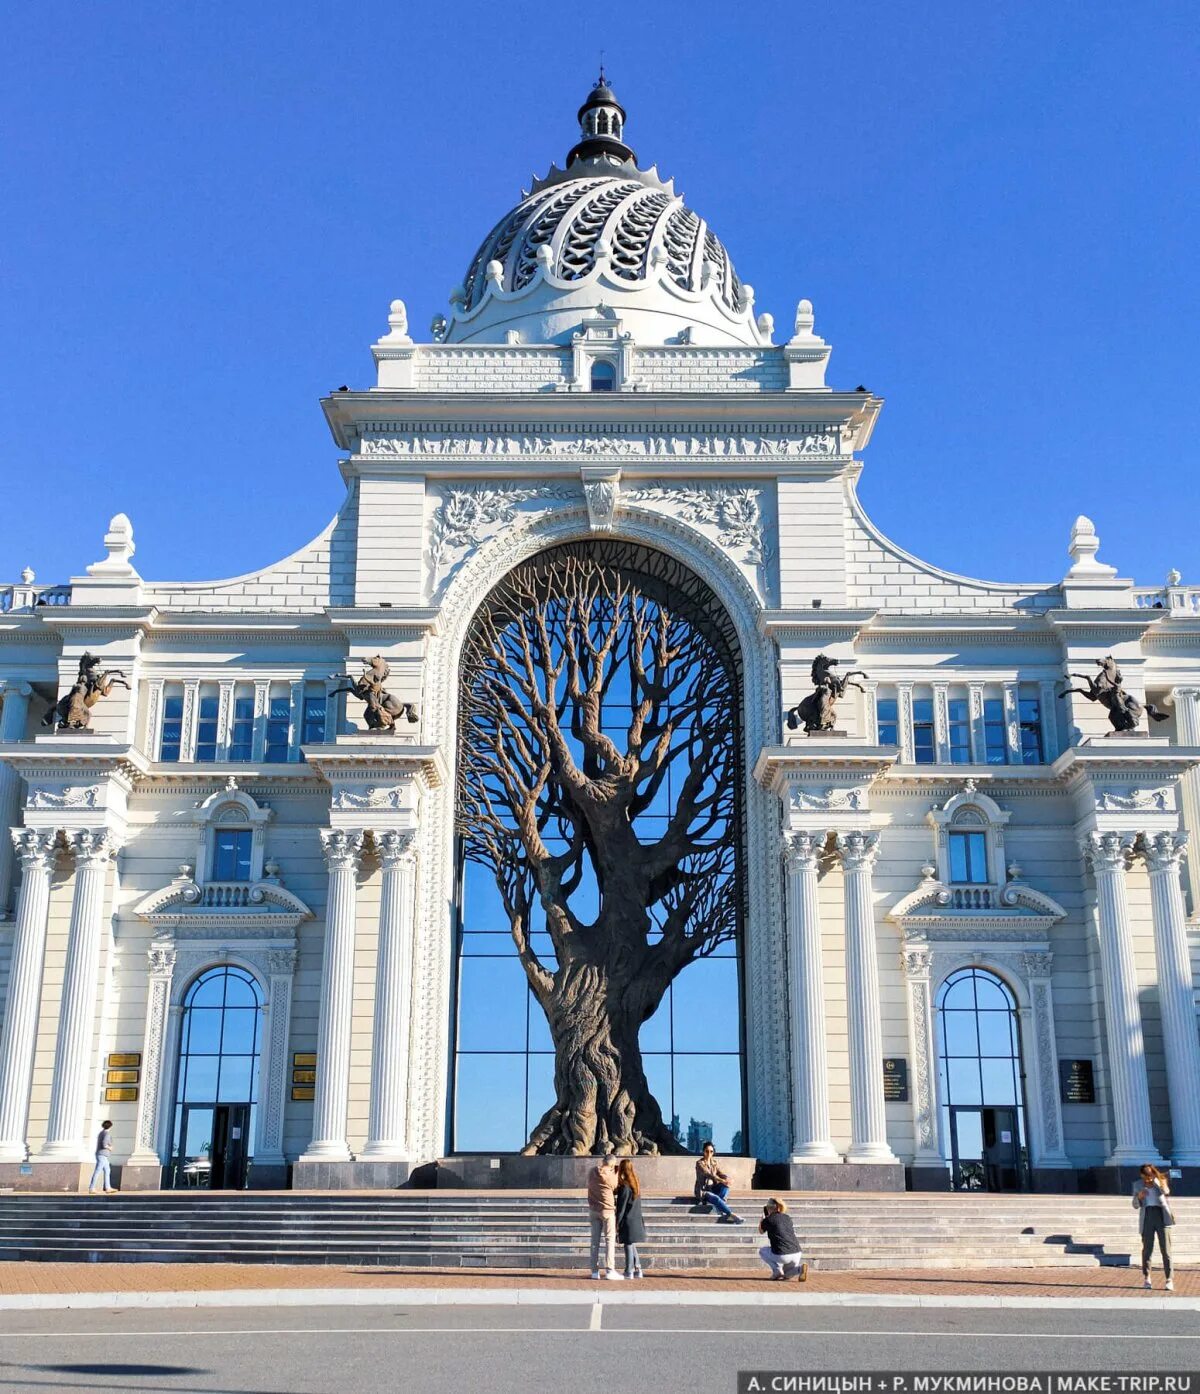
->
[209, 1103, 251, 1190]
[948, 1104, 1025, 1191]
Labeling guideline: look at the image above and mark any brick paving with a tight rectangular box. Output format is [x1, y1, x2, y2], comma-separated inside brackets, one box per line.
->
[0, 1261, 1191, 1299]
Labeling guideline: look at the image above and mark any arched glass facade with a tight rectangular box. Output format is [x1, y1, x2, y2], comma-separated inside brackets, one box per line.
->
[170, 965, 264, 1188]
[936, 967, 1027, 1190]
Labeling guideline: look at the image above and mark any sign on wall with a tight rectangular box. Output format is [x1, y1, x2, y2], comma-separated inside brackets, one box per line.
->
[882, 1057, 909, 1102]
[104, 1052, 141, 1103]
[291, 1051, 316, 1101]
[1059, 1059, 1096, 1104]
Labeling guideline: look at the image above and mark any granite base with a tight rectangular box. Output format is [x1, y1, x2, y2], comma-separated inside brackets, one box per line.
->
[434, 1154, 758, 1192]
[787, 1161, 906, 1192]
[906, 1163, 951, 1191]
[290, 1159, 411, 1191]
[0, 1161, 95, 1193]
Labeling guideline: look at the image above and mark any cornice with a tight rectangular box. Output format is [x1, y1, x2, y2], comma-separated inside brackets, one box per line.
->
[302, 740, 447, 791]
[148, 613, 337, 637]
[39, 607, 158, 635]
[136, 762, 325, 789]
[754, 743, 897, 791]
[0, 737, 148, 782]
[326, 607, 442, 639]
[758, 609, 877, 642]
[1051, 741, 1200, 782]
[1043, 608, 1164, 640]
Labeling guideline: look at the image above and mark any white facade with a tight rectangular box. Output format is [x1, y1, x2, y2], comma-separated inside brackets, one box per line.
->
[2, 81, 1199, 1192]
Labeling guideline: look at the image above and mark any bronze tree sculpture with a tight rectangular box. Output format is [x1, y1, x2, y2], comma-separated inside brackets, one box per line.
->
[43, 652, 130, 731]
[1059, 655, 1168, 734]
[457, 542, 741, 1156]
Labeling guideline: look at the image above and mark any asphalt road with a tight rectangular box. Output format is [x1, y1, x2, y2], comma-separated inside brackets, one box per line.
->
[1, 1302, 1197, 1394]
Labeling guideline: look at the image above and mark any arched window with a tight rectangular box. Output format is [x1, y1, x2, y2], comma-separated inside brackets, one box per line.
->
[212, 825, 253, 880]
[170, 965, 264, 1189]
[590, 361, 616, 392]
[947, 809, 988, 884]
[936, 967, 1027, 1191]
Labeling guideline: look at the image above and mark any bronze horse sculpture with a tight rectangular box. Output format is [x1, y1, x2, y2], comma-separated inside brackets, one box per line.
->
[1059, 655, 1168, 734]
[329, 655, 419, 733]
[43, 653, 130, 731]
[786, 654, 869, 734]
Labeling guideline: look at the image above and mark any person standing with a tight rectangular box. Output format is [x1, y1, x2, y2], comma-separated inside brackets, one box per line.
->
[694, 1141, 744, 1224]
[1133, 1163, 1175, 1291]
[587, 1155, 621, 1280]
[615, 1159, 647, 1279]
[758, 1198, 807, 1282]
[88, 1120, 116, 1195]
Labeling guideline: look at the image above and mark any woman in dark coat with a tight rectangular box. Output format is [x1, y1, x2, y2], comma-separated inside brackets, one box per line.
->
[615, 1159, 647, 1279]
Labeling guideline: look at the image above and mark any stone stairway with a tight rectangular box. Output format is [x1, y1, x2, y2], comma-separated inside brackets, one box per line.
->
[0, 1192, 1191, 1271]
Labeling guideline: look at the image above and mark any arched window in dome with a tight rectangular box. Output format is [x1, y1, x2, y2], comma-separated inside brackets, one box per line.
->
[590, 361, 616, 393]
[596, 110, 610, 135]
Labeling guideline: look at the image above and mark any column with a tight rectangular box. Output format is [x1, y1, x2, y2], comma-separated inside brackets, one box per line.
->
[1169, 686, 1200, 912]
[1002, 683, 1021, 764]
[1082, 832, 1163, 1165]
[250, 680, 270, 762]
[901, 942, 943, 1166]
[362, 830, 418, 1159]
[1018, 951, 1071, 1169]
[301, 828, 364, 1162]
[127, 940, 177, 1169]
[1140, 832, 1200, 1164]
[896, 683, 915, 764]
[968, 682, 987, 764]
[179, 680, 199, 763]
[216, 680, 235, 760]
[1038, 680, 1060, 762]
[835, 830, 898, 1164]
[0, 828, 58, 1162]
[39, 830, 120, 1160]
[782, 831, 838, 1162]
[257, 949, 298, 1167]
[932, 684, 951, 764]
[0, 682, 33, 917]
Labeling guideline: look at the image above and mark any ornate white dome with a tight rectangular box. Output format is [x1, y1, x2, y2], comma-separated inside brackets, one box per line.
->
[439, 78, 769, 349]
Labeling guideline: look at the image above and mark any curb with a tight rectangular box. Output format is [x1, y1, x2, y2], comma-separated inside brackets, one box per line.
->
[1, 1287, 1195, 1313]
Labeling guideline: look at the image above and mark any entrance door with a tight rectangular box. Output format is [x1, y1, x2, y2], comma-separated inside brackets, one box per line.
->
[948, 1105, 1024, 1191]
[210, 1104, 251, 1190]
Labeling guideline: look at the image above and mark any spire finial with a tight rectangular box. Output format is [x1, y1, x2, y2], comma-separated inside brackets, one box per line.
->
[567, 68, 636, 169]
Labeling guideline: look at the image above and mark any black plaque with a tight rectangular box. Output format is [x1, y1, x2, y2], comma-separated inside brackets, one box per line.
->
[1060, 1058, 1095, 1103]
[882, 1057, 908, 1102]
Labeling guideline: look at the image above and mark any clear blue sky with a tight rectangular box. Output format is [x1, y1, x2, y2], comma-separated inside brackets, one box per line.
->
[3, 2, 1196, 590]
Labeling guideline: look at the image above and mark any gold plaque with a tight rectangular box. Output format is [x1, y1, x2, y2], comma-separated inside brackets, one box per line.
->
[290, 1086, 315, 1101]
[292, 1052, 316, 1067]
[291, 1068, 315, 1085]
[104, 1086, 139, 1103]
[106, 1069, 140, 1085]
[107, 1053, 142, 1068]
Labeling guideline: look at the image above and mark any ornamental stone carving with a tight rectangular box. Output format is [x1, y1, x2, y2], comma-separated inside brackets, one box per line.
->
[362, 428, 840, 459]
[1096, 788, 1171, 812]
[782, 829, 825, 871]
[1019, 951, 1055, 979]
[1138, 829, 1188, 872]
[1082, 829, 1136, 872]
[834, 828, 880, 871]
[11, 827, 58, 870]
[331, 787, 407, 810]
[428, 484, 580, 579]
[70, 828, 119, 868]
[624, 484, 770, 565]
[376, 829, 417, 867]
[319, 828, 365, 872]
[789, 787, 866, 812]
[27, 786, 101, 810]
[582, 476, 620, 532]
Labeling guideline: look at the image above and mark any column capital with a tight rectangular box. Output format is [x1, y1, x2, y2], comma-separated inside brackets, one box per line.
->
[319, 827, 365, 871]
[1081, 829, 1136, 873]
[834, 828, 880, 871]
[1168, 685, 1200, 704]
[1138, 829, 1188, 874]
[11, 827, 57, 871]
[782, 829, 827, 871]
[69, 828, 121, 868]
[901, 943, 932, 980]
[1019, 949, 1055, 980]
[0, 681, 34, 699]
[147, 939, 177, 979]
[375, 828, 417, 868]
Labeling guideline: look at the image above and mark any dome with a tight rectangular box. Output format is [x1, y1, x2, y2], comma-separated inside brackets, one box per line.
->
[439, 78, 768, 349]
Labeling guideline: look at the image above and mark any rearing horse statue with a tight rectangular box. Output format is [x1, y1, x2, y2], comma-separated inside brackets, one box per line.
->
[786, 654, 869, 734]
[43, 652, 131, 732]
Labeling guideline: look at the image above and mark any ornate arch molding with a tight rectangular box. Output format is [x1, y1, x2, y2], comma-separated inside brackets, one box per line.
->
[190, 782, 273, 886]
[410, 501, 789, 1162]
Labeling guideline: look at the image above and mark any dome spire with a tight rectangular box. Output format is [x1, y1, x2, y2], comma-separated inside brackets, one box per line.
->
[566, 70, 637, 169]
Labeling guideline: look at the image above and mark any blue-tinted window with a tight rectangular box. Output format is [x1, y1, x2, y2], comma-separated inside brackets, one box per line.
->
[302, 695, 326, 745]
[229, 697, 254, 762]
[264, 697, 290, 763]
[213, 829, 252, 881]
[1018, 698, 1043, 764]
[948, 698, 971, 764]
[590, 361, 615, 392]
[160, 695, 183, 762]
[983, 699, 1008, 764]
[949, 829, 988, 884]
[876, 696, 898, 746]
[195, 695, 219, 763]
[913, 698, 935, 764]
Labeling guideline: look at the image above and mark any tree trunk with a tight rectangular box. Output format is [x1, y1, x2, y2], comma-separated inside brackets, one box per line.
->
[522, 957, 684, 1156]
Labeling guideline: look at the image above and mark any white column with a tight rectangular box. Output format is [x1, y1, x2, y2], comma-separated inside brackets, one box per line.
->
[0, 828, 58, 1162]
[968, 683, 986, 764]
[250, 680, 270, 762]
[216, 680, 235, 760]
[782, 831, 838, 1162]
[39, 830, 119, 1160]
[1002, 683, 1021, 764]
[1038, 680, 1059, 762]
[301, 828, 364, 1162]
[179, 680, 200, 763]
[932, 684, 951, 764]
[1169, 686, 1200, 912]
[0, 682, 33, 917]
[1140, 832, 1200, 1164]
[1018, 951, 1071, 1169]
[362, 830, 418, 1159]
[257, 948, 298, 1166]
[901, 942, 943, 1167]
[835, 830, 898, 1164]
[896, 683, 915, 763]
[1083, 832, 1164, 1165]
[127, 940, 176, 1168]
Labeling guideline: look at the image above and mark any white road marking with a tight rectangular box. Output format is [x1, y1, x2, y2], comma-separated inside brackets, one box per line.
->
[589, 1303, 602, 1331]
[3, 1326, 1196, 1340]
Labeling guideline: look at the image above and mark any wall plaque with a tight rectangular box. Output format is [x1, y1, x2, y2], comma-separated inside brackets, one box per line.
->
[882, 1057, 909, 1102]
[108, 1053, 141, 1068]
[291, 1069, 315, 1085]
[1060, 1059, 1095, 1104]
[291, 1086, 315, 1102]
[106, 1069, 139, 1085]
[104, 1086, 138, 1103]
[293, 1052, 316, 1067]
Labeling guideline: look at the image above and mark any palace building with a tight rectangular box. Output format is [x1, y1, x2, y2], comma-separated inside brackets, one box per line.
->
[1, 78, 1198, 1195]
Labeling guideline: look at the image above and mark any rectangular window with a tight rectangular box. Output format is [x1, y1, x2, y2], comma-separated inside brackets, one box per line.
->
[876, 696, 898, 747]
[948, 698, 971, 764]
[913, 698, 935, 765]
[983, 698, 1008, 765]
[195, 694, 219, 763]
[264, 696, 291, 764]
[1019, 697, 1043, 764]
[160, 694, 183, 762]
[212, 828, 253, 881]
[229, 696, 254, 762]
[949, 830, 989, 884]
[302, 694, 327, 745]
